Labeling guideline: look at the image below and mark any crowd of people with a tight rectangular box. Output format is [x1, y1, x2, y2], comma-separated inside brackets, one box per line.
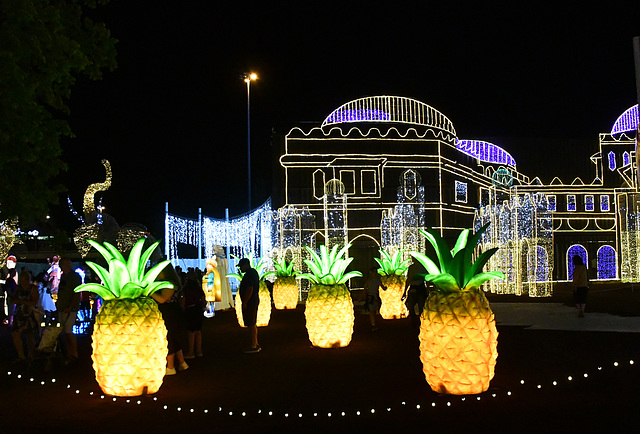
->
[0, 255, 212, 374]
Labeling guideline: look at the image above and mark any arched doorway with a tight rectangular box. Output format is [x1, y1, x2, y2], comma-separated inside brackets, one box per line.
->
[597, 245, 617, 279]
[566, 245, 587, 280]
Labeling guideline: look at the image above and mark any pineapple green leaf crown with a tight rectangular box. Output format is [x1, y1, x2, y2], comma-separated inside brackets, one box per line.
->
[410, 223, 504, 292]
[297, 243, 363, 285]
[227, 252, 275, 282]
[273, 256, 300, 278]
[74, 238, 174, 300]
[374, 248, 411, 276]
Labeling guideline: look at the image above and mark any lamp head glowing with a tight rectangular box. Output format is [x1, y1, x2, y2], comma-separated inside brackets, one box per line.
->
[243, 72, 258, 83]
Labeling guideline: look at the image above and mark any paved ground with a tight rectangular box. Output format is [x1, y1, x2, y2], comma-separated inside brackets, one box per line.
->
[1, 283, 639, 432]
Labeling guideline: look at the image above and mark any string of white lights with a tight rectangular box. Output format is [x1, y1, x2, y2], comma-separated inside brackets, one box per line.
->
[5, 357, 634, 420]
[165, 200, 273, 262]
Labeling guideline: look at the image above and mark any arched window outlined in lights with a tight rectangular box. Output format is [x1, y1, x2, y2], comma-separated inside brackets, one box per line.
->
[608, 151, 616, 171]
[402, 169, 420, 200]
[623, 151, 630, 167]
[597, 245, 617, 279]
[567, 244, 587, 281]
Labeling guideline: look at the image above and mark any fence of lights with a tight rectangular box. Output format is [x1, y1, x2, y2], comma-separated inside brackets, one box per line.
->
[165, 200, 273, 263]
[5, 357, 636, 420]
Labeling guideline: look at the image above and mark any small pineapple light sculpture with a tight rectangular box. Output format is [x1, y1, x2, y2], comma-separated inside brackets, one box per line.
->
[298, 244, 362, 348]
[272, 257, 300, 310]
[374, 248, 411, 319]
[410, 223, 503, 395]
[228, 253, 274, 327]
[74, 238, 173, 397]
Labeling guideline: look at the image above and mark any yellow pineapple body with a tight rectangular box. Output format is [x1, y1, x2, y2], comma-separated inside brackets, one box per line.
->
[379, 275, 408, 319]
[418, 289, 498, 395]
[234, 291, 245, 327]
[92, 298, 168, 397]
[304, 283, 354, 348]
[235, 282, 271, 327]
[256, 281, 271, 327]
[273, 276, 298, 310]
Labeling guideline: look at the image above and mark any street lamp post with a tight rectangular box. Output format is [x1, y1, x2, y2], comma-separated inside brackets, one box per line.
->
[242, 72, 258, 211]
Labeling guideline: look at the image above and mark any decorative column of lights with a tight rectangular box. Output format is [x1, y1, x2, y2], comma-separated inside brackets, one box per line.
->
[380, 176, 425, 259]
[474, 192, 553, 297]
[323, 180, 348, 251]
[270, 205, 317, 299]
[617, 192, 640, 282]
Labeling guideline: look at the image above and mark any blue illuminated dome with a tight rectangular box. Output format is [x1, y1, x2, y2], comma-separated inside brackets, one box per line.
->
[322, 96, 457, 137]
[455, 139, 516, 167]
[610, 104, 639, 135]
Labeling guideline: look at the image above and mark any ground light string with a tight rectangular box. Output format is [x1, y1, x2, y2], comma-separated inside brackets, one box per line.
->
[3, 358, 636, 419]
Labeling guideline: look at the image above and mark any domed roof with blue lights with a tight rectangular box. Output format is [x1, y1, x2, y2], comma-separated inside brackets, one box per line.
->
[455, 139, 516, 167]
[322, 96, 457, 137]
[611, 104, 638, 135]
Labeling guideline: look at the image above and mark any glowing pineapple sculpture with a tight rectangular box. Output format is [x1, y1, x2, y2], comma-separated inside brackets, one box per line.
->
[410, 223, 503, 395]
[228, 253, 274, 327]
[298, 243, 362, 348]
[74, 238, 173, 397]
[374, 249, 411, 319]
[272, 257, 300, 310]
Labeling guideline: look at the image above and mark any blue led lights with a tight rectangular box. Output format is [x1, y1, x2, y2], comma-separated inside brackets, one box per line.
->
[456, 140, 516, 167]
[548, 195, 556, 212]
[325, 109, 391, 124]
[608, 152, 617, 171]
[597, 245, 617, 279]
[455, 181, 467, 203]
[585, 195, 594, 212]
[567, 245, 588, 280]
[610, 104, 639, 135]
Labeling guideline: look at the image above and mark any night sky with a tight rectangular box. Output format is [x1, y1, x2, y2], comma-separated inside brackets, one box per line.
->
[53, 1, 640, 239]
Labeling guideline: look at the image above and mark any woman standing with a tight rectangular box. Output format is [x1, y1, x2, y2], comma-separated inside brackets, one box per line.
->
[152, 264, 189, 375]
[10, 271, 39, 362]
[572, 255, 589, 317]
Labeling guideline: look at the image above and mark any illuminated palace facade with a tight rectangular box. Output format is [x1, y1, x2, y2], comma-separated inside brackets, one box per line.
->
[270, 97, 640, 296]
[165, 97, 639, 297]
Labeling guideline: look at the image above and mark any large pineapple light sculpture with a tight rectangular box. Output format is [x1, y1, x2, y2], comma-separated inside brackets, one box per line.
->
[374, 249, 411, 319]
[298, 244, 362, 348]
[74, 238, 173, 397]
[272, 257, 300, 310]
[228, 253, 274, 327]
[410, 223, 503, 395]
